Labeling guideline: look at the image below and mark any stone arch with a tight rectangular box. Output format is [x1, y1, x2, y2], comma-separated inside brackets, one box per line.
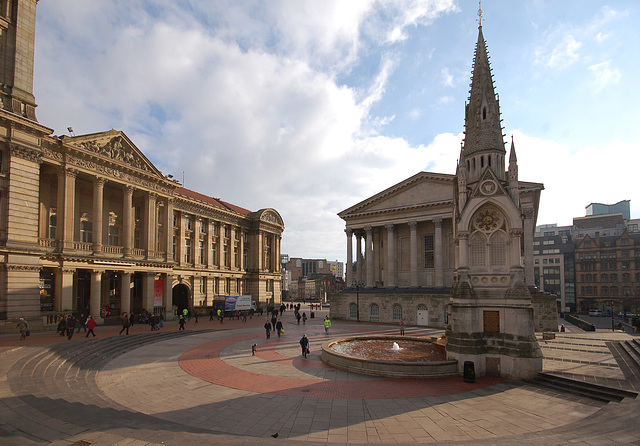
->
[172, 283, 190, 316]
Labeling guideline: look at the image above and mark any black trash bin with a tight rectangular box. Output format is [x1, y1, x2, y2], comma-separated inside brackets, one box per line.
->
[463, 361, 475, 383]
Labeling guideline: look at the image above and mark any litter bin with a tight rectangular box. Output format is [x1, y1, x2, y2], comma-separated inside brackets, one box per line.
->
[463, 361, 475, 383]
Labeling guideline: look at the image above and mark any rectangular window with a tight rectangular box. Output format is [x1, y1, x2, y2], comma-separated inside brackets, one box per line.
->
[172, 236, 176, 260]
[214, 277, 219, 294]
[212, 243, 218, 266]
[234, 246, 239, 268]
[243, 248, 248, 270]
[80, 219, 93, 243]
[184, 238, 191, 263]
[223, 245, 229, 267]
[173, 213, 177, 227]
[48, 208, 57, 239]
[224, 226, 229, 238]
[544, 231, 555, 236]
[423, 235, 434, 268]
[199, 241, 205, 264]
[199, 220, 205, 233]
[108, 225, 119, 246]
[185, 216, 192, 231]
[212, 224, 217, 236]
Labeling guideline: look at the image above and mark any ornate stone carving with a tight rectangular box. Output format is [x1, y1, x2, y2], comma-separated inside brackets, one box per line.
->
[80, 136, 150, 172]
[473, 205, 503, 232]
[260, 210, 283, 226]
[10, 144, 41, 164]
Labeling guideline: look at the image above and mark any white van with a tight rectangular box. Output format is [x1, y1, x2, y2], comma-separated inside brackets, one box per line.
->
[588, 309, 602, 317]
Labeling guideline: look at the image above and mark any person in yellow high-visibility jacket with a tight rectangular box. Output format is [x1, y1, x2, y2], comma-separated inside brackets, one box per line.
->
[323, 316, 331, 334]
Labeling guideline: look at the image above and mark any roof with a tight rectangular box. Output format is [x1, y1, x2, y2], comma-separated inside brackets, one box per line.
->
[175, 187, 253, 216]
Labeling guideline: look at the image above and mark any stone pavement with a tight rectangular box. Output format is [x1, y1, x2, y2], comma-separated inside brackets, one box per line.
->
[1, 310, 640, 445]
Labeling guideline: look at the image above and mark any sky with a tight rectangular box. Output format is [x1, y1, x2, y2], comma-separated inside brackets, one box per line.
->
[33, 0, 640, 265]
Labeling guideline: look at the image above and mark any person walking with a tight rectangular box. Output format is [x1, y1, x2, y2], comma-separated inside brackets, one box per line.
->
[264, 321, 271, 339]
[302, 312, 307, 325]
[270, 315, 277, 331]
[66, 315, 76, 340]
[119, 312, 130, 335]
[217, 308, 222, 322]
[400, 319, 405, 336]
[299, 334, 310, 358]
[323, 316, 331, 335]
[275, 319, 283, 338]
[150, 313, 157, 331]
[77, 313, 87, 333]
[209, 308, 214, 321]
[194, 311, 199, 324]
[178, 315, 186, 331]
[85, 315, 97, 337]
[16, 317, 29, 340]
[296, 312, 301, 325]
[182, 307, 189, 321]
[57, 315, 67, 337]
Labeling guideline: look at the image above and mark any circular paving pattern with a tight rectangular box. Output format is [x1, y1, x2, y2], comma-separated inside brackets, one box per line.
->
[178, 331, 502, 399]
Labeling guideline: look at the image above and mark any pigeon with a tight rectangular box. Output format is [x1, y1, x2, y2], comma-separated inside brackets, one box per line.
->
[271, 433, 278, 438]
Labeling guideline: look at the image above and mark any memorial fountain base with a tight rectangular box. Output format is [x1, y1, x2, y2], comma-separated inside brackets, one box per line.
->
[321, 335, 458, 378]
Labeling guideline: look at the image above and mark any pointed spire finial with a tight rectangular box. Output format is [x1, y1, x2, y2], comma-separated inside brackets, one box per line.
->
[477, 1, 484, 28]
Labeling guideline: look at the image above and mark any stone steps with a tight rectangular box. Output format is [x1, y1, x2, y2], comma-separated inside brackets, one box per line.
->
[527, 372, 638, 404]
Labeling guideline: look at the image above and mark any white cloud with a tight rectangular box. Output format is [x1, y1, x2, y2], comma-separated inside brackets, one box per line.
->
[510, 130, 640, 227]
[588, 61, 621, 91]
[441, 67, 454, 87]
[541, 34, 582, 69]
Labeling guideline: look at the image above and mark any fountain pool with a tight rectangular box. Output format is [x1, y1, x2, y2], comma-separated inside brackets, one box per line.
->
[321, 336, 458, 378]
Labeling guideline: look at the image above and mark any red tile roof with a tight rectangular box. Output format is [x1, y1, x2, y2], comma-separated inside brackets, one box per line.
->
[175, 187, 253, 216]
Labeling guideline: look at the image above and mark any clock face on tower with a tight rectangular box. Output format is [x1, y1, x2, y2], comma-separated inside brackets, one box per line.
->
[473, 206, 503, 232]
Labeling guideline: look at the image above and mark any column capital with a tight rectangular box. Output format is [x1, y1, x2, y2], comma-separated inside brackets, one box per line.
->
[385, 223, 394, 232]
[457, 231, 469, 240]
[124, 185, 134, 195]
[433, 217, 443, 227]
[149, 191, 158, 200]
[94, 176, 106, 186]
[65, 168, 78, 178]
[364, 225, 373, 234]
[345, 228, 353, 237]
[408, 220, 418, 229]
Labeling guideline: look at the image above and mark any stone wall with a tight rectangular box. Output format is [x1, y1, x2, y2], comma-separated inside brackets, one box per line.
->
[531, 292, 558, 332]
[330, 289, 450, 328]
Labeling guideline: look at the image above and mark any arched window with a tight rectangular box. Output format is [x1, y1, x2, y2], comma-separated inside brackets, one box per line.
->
[489, 231, 507, 267]
[349, 303, 358, 319]
[470, 232, 486, 267]
[392, 304, 402, 320]
[370, 304, 379, 317]
[482, 107, 487, 120]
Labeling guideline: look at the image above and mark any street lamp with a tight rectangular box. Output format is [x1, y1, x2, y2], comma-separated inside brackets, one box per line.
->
[611, 300, 615, 332]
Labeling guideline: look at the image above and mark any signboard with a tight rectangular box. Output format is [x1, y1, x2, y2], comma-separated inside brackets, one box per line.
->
[39, 269, 55, 312]
[154, 278, 164, 307]
[224, 295, 253, 312]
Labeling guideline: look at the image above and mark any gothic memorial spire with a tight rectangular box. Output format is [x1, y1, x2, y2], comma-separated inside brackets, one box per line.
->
[462, 22, 506, 183]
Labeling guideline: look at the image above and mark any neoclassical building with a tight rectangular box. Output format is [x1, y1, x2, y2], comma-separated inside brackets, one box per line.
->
[0, 1, 283, 329]
[335, 18, 553, 378]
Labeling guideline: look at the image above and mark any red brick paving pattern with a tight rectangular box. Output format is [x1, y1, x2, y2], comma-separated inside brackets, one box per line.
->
[179, 333, 502, 399]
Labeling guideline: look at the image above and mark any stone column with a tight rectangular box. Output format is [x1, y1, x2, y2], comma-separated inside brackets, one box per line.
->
[120, 272, 131, 314]
[62, 168, 77, 250]
[365, 226, 374, 288]
[510, 228, 523, 268]
[345, 229, 353, 286]
[522, 208, 535, 285]
[90, 270, 102, 323]
[458, 231, 469, 268]
[163, 273, 174, 320]
[356, 232, 362, 285]
[409, 221, 418, 287]
[92, 177, 105, 255]
[143, 272, 155, 311]
[165, 198, 174, 262]
[146, 192, 157, 259]
[256, 231, 263, 271]
[56, 170, 65, 248]
[123, 186, 134, 257]
[230, 226, 237, 269]
[177, 212, 185, 265]
[206, 220, 214, 267]
[434, 218, 444, 287]
[238, 227, 244, 270]
[56, 268, 74, 312]
[385, 224, 395, 288]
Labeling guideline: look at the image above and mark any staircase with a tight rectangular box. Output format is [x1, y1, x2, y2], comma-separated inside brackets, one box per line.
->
[527, 372, 638, 403]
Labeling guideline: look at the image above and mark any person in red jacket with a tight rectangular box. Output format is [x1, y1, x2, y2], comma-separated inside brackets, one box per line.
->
[86, 315, 97, 337]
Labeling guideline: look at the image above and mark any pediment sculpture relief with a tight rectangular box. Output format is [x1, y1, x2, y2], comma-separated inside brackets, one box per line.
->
[80, 136, 150, 172]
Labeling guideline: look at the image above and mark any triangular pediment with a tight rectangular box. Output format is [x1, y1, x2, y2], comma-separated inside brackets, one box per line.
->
[339, 171, 455, 218]
[469, 168, 508, 199]
[67, 129, 164, 178]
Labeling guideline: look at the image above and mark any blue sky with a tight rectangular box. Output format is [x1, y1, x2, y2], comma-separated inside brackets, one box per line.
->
[34, 1, 640, 264]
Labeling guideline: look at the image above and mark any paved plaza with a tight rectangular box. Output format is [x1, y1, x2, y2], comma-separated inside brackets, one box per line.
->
[1, 308, 639, 445]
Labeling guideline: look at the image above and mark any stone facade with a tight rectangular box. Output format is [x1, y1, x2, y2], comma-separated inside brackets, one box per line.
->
[0, 1, 284, 330]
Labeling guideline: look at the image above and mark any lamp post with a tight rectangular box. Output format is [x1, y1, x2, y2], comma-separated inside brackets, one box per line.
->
[355, 284, 360, 322]
[611, 300, 615, 332]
